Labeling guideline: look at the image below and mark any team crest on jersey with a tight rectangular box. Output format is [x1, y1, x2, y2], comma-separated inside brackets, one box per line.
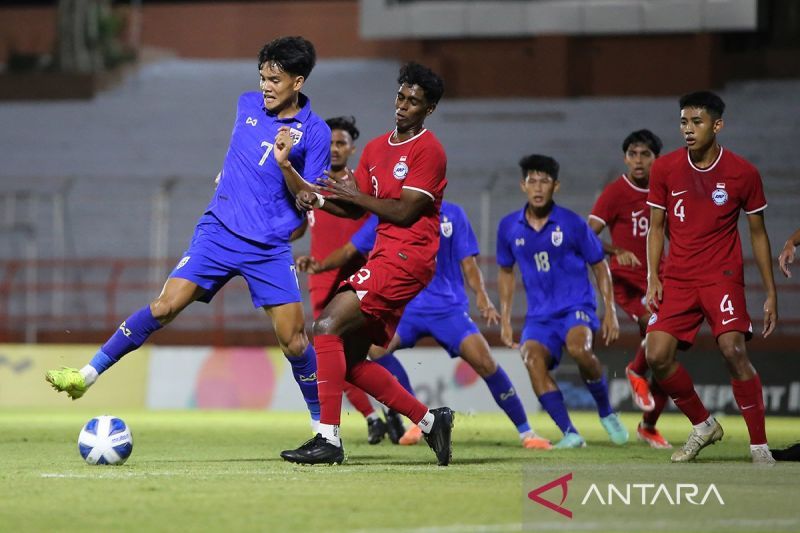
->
[289, 127, 303, 145]
[441, 217, 453, 238]
[515, 238, 525, 247]
[393, 161, 409, 180]
[551, 226, 563, 247]
[711, 188, 728, 206]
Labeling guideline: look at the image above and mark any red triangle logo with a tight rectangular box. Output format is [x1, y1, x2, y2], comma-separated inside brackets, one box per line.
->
[528, 473, 573, 518]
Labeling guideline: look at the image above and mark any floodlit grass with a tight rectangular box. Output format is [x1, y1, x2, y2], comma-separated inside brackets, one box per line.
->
[1, 409, 798, 532]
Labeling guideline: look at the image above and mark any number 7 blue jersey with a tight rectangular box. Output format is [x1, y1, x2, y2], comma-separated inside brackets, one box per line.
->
[496, 203, 604, 319]
[206, 92, 330, 245]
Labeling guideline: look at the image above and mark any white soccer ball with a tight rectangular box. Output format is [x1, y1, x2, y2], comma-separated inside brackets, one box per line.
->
[77, 415, 134, 465]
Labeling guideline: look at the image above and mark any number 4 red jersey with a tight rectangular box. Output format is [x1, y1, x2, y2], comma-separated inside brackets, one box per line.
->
[589, 174, 650, 283]
[353, 129, 447, 284]
[647, 147, 767, 288]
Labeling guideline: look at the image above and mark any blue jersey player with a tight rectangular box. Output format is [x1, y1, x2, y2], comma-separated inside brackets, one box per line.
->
[46, 37, 327, 430]
[497, 154, 628, 449]
[303, 201, 551, 449]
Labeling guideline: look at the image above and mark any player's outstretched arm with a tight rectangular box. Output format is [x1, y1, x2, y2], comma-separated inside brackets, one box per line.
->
[498, 266, 518, 349]
[320, 171, 430, 226]
[588, 217, 642, 268]
[748, 212, 778, 337]
[298, 242, 361, 275]
[645, 208, 666, 312]
[778, 227, 800, 278]
[591, 260, 619, 345]
[461, 256, 500, 325]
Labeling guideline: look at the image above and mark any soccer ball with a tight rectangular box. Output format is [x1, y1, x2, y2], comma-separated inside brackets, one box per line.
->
[77, 415, 134, 465]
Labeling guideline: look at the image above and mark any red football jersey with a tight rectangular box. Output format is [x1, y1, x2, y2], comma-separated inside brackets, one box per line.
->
[353, 129, 447, 283]
[590, 174, 649, 282]
[307, 207, 369, 306]
[647, 147, 767, 287]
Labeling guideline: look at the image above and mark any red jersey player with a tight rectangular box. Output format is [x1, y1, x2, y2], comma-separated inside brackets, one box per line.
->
[281, 62, 453, 466]
[645, 91, 778, 464]
[296, 115, 410, 445]
[589, 129, 671, 449]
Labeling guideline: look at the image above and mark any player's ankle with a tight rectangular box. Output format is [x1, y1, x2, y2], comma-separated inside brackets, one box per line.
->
[79, 365, 98, 387]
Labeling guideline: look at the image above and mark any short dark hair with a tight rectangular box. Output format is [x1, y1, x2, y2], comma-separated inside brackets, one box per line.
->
[519, 154, 559, 181]
[325, 116, 360, 141]
[397, 62, 445, 106]
[258, 36, 316, 79]
[622, 129, 663, 156]
[679, 91, 726, 119]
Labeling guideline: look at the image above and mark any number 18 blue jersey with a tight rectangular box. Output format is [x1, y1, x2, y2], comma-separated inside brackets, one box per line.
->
[496, 203, 604, 319]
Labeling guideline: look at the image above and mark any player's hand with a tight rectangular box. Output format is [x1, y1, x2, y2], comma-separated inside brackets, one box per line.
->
[476, 294, 500, 325]
[645, 276, 663, 313]
[296, 255, 321, 274]
[500, 321, 518, 349]
[296, 189, 319, 211]
[614, 249, 642, 268]
[318, 168, 361, 202]
[273, 126, 293, 167]
[778, 242, 795, 278]
[762, 294, 777, 338]
[601, 310, 620, 346]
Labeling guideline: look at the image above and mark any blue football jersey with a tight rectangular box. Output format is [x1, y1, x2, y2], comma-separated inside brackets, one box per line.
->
[206, 92, 330, 246]
[350, 201, 479, 312]
[496, 203, 604, 318]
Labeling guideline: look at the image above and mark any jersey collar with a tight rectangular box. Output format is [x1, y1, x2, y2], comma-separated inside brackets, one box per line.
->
[516, 203, 562, 231]
[266, 92, 312, 124]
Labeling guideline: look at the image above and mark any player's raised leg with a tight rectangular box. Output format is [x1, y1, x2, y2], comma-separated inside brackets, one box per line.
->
[46, 277, 204, 399]
[647, 331, 723, 462]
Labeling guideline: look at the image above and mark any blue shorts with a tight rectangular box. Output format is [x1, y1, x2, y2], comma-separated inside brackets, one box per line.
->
[169, 213, 301, 308]
[396, 307, 480, 358]
[521, 308, 599, 370]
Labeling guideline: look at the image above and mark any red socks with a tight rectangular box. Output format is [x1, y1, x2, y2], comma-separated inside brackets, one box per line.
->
[347, 359, 429, 424]
[629, 342, 649, 376]
[732, 374, 767, 445]
[642, 378, 669, 427]
[656, 363, 710, 425]
[343, 382, 375, 417]
[315, 334, 347, 426]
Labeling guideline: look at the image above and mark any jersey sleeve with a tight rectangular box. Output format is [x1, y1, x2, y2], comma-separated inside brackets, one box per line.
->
[452, 205, 480, 261]
[402, 140, 447, 201]
[576, 218, 605, 265]
[496, 216, 515, 268]
[742, 167, 768, 214]
[302, 122, 331, 185]
[350, 214, 379, 256]
[353, 143, 372, 195]
[589, 186, 613, 227]
[647, 158, 667, 211]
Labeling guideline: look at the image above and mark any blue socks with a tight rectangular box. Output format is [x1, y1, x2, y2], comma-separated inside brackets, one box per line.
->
[286, 343, 320, 420]
[374, 353, 414, 395]
[584, 374, 613, 418]
[483, 366, 531, 434]
[539, 390, 578, 435]
[90, 305, 162, 374]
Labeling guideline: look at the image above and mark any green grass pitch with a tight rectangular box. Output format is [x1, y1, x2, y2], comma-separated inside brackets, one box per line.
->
[1, 409, 798, 532]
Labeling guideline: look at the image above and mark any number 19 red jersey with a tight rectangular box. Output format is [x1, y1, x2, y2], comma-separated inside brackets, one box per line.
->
[353, 129, 447, 283]
[647, 147, 767, 288]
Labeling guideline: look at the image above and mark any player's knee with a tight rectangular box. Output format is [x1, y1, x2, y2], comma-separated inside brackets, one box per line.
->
[566, 343, 592, 363]
[521, 349, 547, 372]
[312, 315, 337, 337]
[282, 334, 308, 358]
[645, 347, 670, 372]
[149, 297, 179, 324]
[470, 354, 497, 377]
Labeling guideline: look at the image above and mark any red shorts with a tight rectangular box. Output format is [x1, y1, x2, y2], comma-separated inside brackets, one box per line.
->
[646, 282, 753, 349]
[338, 259, 426, 348]
[612, 272, 649, 327]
